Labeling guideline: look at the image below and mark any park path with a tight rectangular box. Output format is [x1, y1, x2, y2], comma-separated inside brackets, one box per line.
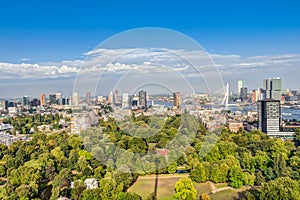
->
[138, 174, 189, 180]
[208, 181, 232, 194]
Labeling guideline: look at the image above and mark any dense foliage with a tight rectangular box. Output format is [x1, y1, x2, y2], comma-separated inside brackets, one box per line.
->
[0, 113, 300, 199]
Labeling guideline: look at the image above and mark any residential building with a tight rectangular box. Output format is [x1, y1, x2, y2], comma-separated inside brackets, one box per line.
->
[139, 90, 147, 109]
[257, 99, 280, 134]
[40, 93, 46, 106]
[72, 92, 79, 106]
[122, 93, 129, 108]
[84, 178, 98, 189]
[108, 91, 114, 104]
[228, 121, 244, 133]
[86, 92, 91, 104]
[173, 92, 180, 108]
[240, 87, 248, 102]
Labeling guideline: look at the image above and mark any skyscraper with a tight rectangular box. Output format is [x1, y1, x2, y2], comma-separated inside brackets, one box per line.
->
[23, 96, 30, 106]
[173, 92, 180, 108]
[240, 87, 248, 102]
[108, 91, 114, 104]
[0, 100, 8, 110]
[86, 92, 91, 104]
[131, 95, 139, 107]
[30, 98, 40, 107]
[40, 93, 46, 106]
[122, 93, 129, 108]
[56, 92, 62, 105]
[72, 92, 79, 106]
[139, 90, 147, 109]
[49, 94, 57, 105]
[257, 99, 280, 134]
[113, 90, 119, 103]
[237, 80, 245, 99]
[263, 77, 282, 100]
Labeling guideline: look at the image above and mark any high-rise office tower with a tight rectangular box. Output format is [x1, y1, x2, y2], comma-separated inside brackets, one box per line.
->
[251, 90, 256, 103]
[30, 98, 40, 107]
[173, 92, 180, 108]
[56, 92, 62, 105]
[263, 77, 282, 100]
[257, 99, 280, 134]
[40, 93, 46, 106]
[86, 92, 91, 104]
[62, 98, 66, 105]
[23, 96, 30, 106]
[240, 87, 248, 102]
[113, 90, 119, 103]
[72, 92, 79, 106]
[130, 95, 139, 107]
[49, 94, 57, 105]
[108, 91, 114, 104]
[122, 93, 129, 108]
[139, 90, 147, 109]
[0, 100, 8, 110]
[237, 80, 245, 99]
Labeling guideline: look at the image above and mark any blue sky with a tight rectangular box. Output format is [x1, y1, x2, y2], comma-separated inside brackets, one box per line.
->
[0, 0, 300, 62]
[0, 0, 300, 97]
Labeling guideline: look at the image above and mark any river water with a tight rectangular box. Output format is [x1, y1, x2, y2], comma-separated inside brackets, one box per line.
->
[225, 105, 300, 121]
[148, 100, 300, 121]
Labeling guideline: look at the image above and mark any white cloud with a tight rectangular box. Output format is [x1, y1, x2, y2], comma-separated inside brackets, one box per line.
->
[1, 48, 300, 95]
[20, 58, 30, 61]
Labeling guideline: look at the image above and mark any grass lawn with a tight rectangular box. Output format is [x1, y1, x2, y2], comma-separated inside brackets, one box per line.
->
[128, 174, 187, 199]
[210, 189, 239, 200]
[215, 183, 229, 188]
[128, 174, 214, 199]
[193, 181, 213, 199]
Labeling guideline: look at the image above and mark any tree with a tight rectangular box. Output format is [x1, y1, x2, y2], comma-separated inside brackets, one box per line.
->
[218, 163, 229, 183]
[82, 188, 102, 200]
[253, 150, 269, 170]
[190, 163, 207, 183]
[200, 193, 210, 200]
[209, 164, 220, 183]
[113, 171, 134, 190]
[260, 177, 300, 200]
[269, 140, 288, 158]
[289, 155, 300, 169]
[174, 177, 197, 200]
[243, 172, 255, 186]
[229, 165, 244, 188]
[71, 180, 85, 200]
[217, 141, 237, 159]
[254, 171, 265, 186]
[295, 128, 300, 141]
[167, 162, 177, 174]
[99, 179, 123, 200]
[264, 167, 275, 181]
[117, 192, 142, 200]
[273, 153, 287, 177]
[239, 150, 254, 171]
[50, 168, 70, 200]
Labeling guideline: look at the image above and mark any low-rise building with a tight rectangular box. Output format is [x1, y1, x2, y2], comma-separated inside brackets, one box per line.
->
[84, 178, 98, 189]
[228, 121, 244, 133]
